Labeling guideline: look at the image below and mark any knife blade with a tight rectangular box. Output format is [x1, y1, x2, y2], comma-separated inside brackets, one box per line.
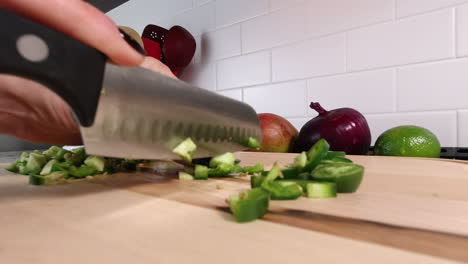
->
[0, 10, 262, 159]
[82, 63, 262, 159]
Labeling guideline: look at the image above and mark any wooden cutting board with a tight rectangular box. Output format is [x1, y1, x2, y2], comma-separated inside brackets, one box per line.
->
[1, 152, 468, 264]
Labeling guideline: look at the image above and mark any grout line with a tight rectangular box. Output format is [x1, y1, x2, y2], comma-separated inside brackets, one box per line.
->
[456, 110, 460, 148]
[365, 109, 460, 117]
[202, 56, 468, 93]
[344, 32, 348, 72]
[394, 0, 398, 20]
[239, 23, 244, 55]
[304, 80, 309, 117]
[215, 61, 219, 91]
[397, 3, 468, 19]
[269, 50, 273, 83]
[454, 7, 459, 57]
[393, 68, 398, 113]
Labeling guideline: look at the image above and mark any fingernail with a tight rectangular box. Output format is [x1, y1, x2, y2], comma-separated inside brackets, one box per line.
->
[119, 29, 147, 55]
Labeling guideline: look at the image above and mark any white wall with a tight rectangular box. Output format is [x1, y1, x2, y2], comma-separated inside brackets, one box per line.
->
[108, 0, 468, 147]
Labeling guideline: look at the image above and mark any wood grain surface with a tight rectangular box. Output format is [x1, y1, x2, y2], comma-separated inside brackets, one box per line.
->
[1, 153, 468, 263]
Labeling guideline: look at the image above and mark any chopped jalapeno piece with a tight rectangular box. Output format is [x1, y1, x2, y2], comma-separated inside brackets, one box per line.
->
[29, 171, 68, 186]
[306, 182, 337, 198]
[68, 165, 98, 178]
[179, 171, 194, 181]
[209, 152, 236, 168]
[324, 151, 346, 160]
[251, 174, 266, 188]
[281, 167, 300, 179]
[208, 163, 233, 177]
[5, 160, 21, 173]
[311, 163, 364, 193]
[261, 181, 302, 200]
[332, 157, 353, 163]
[304, 139, 330, 171]
[227, 188, 270, 223]
[84, 156, 106, 172]
[246, 137, 261, 149]
[172, 138, 197, 163]
[241, 163, 264, 174]
[194, 165, 209, 180]
[263, 163, 281, 182]
[293, 152, 307, 169]
[55, 148, 70, 162]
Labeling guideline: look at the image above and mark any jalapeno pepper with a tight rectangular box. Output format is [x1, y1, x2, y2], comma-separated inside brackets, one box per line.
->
[306, 182, 337, 198]
[324, 151, 346, 160]
[194, 165, 209, 180]
[250, 174, 266, 188]
[304, 139, 330, 171]
[311, 163, 364, 193]
[261, 181, 302, 200]
[293, 152, 307, 169]
[227, 188, 270, 223]
[281, 167, 300, 179]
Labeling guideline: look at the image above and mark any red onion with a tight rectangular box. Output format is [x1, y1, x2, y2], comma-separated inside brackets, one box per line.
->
[294, 102, 371, 155]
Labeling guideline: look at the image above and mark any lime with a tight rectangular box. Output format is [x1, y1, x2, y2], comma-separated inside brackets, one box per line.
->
[373, 125, 441, 158]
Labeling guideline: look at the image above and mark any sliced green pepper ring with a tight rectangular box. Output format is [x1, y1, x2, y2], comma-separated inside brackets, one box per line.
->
[311, 163, 364, 193]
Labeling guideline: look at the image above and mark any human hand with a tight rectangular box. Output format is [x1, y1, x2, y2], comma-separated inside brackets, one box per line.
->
[0, 0, 144, 66]
[0, 58, 176, 145]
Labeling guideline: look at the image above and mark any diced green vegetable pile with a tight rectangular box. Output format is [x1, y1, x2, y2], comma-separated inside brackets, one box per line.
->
[5, 137, 364, 223]
[5, 146, 142, 185]
[174, 138, 365, 223]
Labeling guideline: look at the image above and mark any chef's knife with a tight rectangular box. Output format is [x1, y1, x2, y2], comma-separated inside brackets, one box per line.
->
[0, 10, 262, 160]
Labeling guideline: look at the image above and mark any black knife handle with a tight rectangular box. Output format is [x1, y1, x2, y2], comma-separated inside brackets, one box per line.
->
[0, 9, 106, 127]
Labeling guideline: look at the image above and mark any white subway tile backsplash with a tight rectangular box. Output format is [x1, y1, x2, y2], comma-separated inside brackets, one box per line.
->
[397, 58, 468, 111]
[458, 110, 468, 147]
[347, 9, 454, 71]
[242, 6, 306, 53]
[107, 0, 154, 33]
[199, 25, 241, 63]
[308, 69, 395, 114]
[179, 63, 216, 91]
[215, 0, 269, 28]
[397, 0, 468, 17]
[172, 2, 215, 36]
[96, 0, 468, 148]
[194, 0, 213, 6]
[270, 0, 305, 11]
[365, 111, 457, 147]
[108, 0, 194, 33]
[457, 4, 468, 57]
[168, 0, 193, 15]
[217, 51, 271, 90]
[304, 0, 394, 38]
[272, 34, 346, 82]
[217, 89, 243, 102]
[193, 35, 202, 64]
[243, 81, 308, 117]
[287, 118, 310, 132]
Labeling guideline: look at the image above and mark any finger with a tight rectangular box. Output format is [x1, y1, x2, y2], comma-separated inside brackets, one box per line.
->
[140, 57, 177, 79]
[1, 0, 144, 66]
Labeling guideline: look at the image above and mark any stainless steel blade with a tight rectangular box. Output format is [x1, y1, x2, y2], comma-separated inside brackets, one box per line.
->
[80, 63, 262, 160]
